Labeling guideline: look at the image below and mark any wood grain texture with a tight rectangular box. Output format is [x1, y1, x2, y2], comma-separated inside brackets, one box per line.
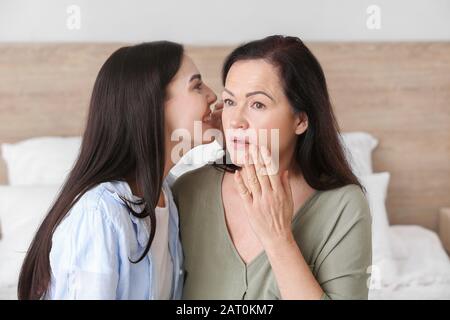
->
[440, 208, 450, 253]
[0, 43, 449, 231]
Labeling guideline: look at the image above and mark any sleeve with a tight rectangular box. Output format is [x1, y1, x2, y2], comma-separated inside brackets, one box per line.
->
[165, 172, 178, 189]
[316, 188, 373, 300]
[49, 207, 121, 299]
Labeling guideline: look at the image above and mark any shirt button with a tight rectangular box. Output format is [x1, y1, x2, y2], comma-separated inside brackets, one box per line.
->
[179, 269, 184, 275]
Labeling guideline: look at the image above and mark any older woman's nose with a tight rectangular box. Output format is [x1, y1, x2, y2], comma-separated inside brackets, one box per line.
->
[229, 107, 249, 129]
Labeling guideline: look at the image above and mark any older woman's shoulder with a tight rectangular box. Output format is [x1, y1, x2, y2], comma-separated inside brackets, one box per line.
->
[171, 164, 222, 196]
[315, 183, 370, 222]
[323, 183, 366, 203]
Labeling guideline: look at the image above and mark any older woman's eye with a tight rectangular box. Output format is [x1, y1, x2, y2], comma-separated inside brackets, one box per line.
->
[252, 102, 266, 110]
[224, 99, 235, 107]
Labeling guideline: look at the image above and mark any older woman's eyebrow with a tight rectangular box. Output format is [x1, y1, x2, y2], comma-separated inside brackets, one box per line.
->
[224, 88, 274, 102]
[223, 88, 235, 96]
[189, 74, 202, 82]
[246, 91, 274, 101]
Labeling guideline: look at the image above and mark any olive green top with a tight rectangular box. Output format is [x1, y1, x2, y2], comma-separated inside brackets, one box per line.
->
[172, 165, 372, 300]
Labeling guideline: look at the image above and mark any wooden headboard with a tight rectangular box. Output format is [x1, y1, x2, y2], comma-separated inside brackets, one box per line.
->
[1, 43, 449, 232]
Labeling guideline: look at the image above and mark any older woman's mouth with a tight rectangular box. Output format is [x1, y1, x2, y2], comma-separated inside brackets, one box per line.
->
[230, 136, 251, 149]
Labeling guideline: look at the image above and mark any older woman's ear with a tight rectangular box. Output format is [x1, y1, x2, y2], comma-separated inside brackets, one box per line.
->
[295, 112, 308, 135]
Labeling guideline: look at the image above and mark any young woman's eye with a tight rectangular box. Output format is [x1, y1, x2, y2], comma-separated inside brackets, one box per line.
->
[194, 82, 203, 90]
[251, 102, 266, 110]
[224, 98, 235, 107]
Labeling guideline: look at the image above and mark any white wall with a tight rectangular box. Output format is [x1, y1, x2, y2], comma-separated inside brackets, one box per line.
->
[0, 0, 449, 44]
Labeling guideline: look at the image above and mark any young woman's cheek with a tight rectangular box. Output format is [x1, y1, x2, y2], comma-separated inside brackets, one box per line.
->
[195, 95, 212, 126]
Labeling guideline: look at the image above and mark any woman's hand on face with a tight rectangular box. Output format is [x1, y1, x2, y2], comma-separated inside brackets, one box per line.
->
[234, 144, 295, 248]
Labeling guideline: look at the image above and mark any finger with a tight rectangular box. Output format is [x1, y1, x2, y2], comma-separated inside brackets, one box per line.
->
[203, 102, 223, 127]
[243, 148, 261, 197]
[260, 145, 284, 192]
[250, 144, 271, 192]
[234, 169, 252, 204]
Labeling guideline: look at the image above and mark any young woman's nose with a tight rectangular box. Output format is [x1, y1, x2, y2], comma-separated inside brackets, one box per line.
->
[206, 86, 217, 105]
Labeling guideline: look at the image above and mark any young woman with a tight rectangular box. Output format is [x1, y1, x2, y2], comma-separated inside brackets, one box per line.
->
[172, 35, 372, 300]
[18, 41, 221, 299]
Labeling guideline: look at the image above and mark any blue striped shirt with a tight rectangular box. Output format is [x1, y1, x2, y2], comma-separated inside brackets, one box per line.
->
[45, 175, 183, 299]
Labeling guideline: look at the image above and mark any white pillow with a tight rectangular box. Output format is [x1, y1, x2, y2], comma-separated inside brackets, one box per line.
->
[1, 136, 81, 186]
[341, 132, 378, 177]
[0, 185, 60, 298]
[1, 136, 220, 185]
[1, 132, 376, 185]
[360, 172, 398, 288]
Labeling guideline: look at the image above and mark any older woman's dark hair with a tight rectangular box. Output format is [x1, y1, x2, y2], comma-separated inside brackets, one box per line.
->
[219, 35, 362, 191]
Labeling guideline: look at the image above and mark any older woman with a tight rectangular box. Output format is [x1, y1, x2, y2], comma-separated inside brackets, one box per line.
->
[172, 35, 372, 300]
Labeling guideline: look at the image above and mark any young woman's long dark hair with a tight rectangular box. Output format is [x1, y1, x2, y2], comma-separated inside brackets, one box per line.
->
[18, 41, 184, 300]
[217, 35, 362, 191]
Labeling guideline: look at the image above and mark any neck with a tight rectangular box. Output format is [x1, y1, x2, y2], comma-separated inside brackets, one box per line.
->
[230, 148, 310, 199]
[231, 166, 315, 217]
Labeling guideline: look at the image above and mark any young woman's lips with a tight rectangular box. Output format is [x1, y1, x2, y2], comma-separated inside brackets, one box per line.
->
[201, 110, 212, 123]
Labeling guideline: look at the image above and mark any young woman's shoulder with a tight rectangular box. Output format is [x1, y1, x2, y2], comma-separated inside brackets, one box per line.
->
[48, 182, 137, 298]
[56, 182, 135, 240]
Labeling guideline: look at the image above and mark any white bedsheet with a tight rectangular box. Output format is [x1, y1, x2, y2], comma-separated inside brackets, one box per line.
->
[369, 225, 450, 299]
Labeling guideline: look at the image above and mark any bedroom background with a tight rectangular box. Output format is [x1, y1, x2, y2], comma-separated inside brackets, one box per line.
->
[0, 0, 449, 300]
